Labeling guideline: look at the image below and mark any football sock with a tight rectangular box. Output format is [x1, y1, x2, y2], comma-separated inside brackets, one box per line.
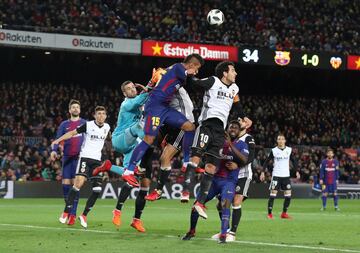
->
[230, 205, 242, 233]
[283, 197, 291, 213]
[190, 207, 199, 233]
[322, 195, 327, 208]
[65, 186, 79, 213]
[183, 162, 197, 192]
[127, 141, 150, 172]
[268, 197, 275, 214]
[196, 172, 214, 204]
[134, 188, 148, 219]
[70, 191, 79, 215]
[110, 165, 125, 176]
[62, 184, 71, 203]
[157, 167, 171, 191]
[116, 183, 132, 210]
[83, 191, 100, 216]
[334, 195, 338, 207]
[182, 131, 195, 163]
[221, 207, 230, 235]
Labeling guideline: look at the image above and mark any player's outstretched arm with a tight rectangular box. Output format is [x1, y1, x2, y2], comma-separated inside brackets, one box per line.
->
[187, 76, 215, 90]
[51, 129, 79, 149]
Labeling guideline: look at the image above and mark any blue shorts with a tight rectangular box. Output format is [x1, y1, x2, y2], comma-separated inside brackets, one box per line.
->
[323, 184, 337, 193]
[144, 102, 188, 136]
[62, 156, 79, 179]
[205, 177, 236, 203]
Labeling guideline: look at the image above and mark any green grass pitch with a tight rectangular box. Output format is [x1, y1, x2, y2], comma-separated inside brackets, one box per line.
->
[0, 198, 359, 253]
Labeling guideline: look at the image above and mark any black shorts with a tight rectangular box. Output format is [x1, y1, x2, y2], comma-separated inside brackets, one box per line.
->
[235, 177, 252, 197]
[76, 157, 102, 179]
[270, 176, 292, 191]
[159, 125, 184, 150]
[192, 118, 224, 162]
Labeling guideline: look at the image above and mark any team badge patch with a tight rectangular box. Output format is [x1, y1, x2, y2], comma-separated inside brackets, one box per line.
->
[236, 185, 241, 192]
[286, 184, 291, 189]
[81, 167, 85, 173]
[152, 126, 157, 131]
[200, 142, 205, 148]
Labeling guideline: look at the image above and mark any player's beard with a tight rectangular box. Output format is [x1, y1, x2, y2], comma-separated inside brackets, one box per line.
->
[71, 113, 79, 118]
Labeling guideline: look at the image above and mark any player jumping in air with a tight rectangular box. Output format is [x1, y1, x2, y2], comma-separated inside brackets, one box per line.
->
[263, 134, 297, 219]
[121, 54, 204, 187]
[320, 149, 340, 211]
[51, 106, 110, 229]
[51, 99, 86, 225]
[182, 61, 252, 219]
[182, 121, 248, 243]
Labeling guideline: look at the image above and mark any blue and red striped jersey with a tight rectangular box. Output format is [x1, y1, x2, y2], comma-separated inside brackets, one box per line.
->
[149, 63, 187, 104]
[320, 158, 340, 185]
[52, 118, 86, 157]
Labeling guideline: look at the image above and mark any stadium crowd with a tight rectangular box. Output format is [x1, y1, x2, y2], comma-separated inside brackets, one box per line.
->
[1, 0, 359, 54]
[0, 81, 359, 184]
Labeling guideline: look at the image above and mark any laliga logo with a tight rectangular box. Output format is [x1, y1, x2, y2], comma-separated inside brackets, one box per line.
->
[330, 57, 342, 69]
[274, 51, 291, 66]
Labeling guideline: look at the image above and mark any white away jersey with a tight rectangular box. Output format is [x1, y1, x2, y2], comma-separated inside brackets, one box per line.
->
[238, 133, 254, 179]
[271, 146, 292, 177]
[198, 76, 239, 129]
[169, 87, 195, 123]
[79, 121, 110, 161]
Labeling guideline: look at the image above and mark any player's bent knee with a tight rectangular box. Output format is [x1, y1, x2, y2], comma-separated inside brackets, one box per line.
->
[233, 195, 243, 206]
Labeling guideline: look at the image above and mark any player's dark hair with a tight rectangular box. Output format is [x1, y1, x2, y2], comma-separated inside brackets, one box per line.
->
[95, 106, 106, 113]
[215, 61, 235, 79]
[327, 148, 334, 153]
[229, 120, 240, 128]
[121, 80, 133, 92]
[183, 53, 204, 66]
[277, 133, 286, 139]
[68, 99, 80, 109]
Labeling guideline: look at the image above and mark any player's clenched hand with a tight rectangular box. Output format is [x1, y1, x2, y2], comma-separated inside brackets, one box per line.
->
[319, 179, 324, 185]
[50, 151, 58, 161]
[225, 161, 238, 170]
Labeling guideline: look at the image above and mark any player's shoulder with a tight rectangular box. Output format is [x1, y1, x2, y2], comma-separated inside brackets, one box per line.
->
[244, 134, 255, 144]
[286, 146, 292, 152]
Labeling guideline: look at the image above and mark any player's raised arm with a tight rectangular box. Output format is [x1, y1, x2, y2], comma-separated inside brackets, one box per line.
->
[231, 96, 252, 129]
[187, 76, 215, 90]
[51, 123, 86, 149]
